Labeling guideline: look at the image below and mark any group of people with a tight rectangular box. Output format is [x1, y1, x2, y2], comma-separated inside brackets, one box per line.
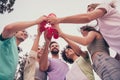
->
[1, 1, 120, 80]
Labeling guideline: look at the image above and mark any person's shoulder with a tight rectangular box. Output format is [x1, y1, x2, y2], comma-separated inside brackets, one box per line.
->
[97, 3, 110, 8]
[0, 34, 15, 42]
[96, 3, 113, 13]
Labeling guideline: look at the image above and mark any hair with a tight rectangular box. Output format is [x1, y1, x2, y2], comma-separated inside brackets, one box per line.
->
[87, 3, 99, 9]
[49, 41, 58, 48]
[80, 25, 100, 33]
[88, 1, 116, 9]
[61, 45, 74, 64]
[80, 25, 110, 48]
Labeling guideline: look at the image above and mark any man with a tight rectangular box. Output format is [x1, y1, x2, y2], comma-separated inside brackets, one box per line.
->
[39, 32, 69, 80]
[14, 30, 29, 80]
[0, 15, 47, 80]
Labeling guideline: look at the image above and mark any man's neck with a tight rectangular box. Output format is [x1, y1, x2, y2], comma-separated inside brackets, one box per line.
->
[52, 54, 59, 59]
[16, 39, 22, 46]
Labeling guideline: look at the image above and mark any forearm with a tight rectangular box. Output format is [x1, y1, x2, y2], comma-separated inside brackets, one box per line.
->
[61, 34, 83, 56]
[61, 33, 87, 45]
[58, 14, 90, 23]
[2, 20, 38, 38]
[31, 34, 41, 51]
[5, 20, 37, 33]
[2, 15, 47, 39]
[39, 42, 50, 71]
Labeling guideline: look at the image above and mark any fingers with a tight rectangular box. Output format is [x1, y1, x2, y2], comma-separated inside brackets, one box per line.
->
[47, 14, 57, 24]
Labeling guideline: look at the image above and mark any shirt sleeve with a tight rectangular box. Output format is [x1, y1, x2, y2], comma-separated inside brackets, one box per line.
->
[95, 3, 113, 17]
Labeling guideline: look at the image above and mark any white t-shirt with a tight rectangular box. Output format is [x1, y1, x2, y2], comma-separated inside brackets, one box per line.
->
[66, 57, 89, 80]
[96, 3, 120, 54]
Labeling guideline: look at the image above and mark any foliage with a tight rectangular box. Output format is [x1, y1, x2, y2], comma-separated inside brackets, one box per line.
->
[0, 0, 16, 14]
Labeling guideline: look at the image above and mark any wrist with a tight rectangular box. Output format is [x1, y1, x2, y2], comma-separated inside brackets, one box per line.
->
[58, 17, 64, 23]
[35, 19, 42, 24]
[57, 18, 61, 23]
[44, 41, 50, 46]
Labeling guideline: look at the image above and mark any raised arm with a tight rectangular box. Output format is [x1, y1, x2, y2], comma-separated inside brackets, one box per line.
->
[54, 24, 87, 57]
[39, 30, 51, 71]
[31, 27, 42, 52]
[2, 15, 47, 39]
[24, 26, 42, 80]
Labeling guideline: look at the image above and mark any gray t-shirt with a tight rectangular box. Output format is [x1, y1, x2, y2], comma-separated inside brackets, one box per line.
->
[35, 63, 47, 80]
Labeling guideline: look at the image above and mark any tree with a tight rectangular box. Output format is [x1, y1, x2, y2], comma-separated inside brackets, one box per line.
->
[0, 0, 16, 14]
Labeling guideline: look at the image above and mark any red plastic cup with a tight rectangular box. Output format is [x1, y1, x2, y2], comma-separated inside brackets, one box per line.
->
[46, 27, 53, 39]
[39, 21, 47, 32]
[53, 29, 59, 39]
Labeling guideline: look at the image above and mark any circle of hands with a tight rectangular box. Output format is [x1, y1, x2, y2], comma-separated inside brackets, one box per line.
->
[39, 13, 59, 39]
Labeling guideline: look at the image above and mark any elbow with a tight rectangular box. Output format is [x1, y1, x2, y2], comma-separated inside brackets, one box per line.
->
[3, 25, 13, 33]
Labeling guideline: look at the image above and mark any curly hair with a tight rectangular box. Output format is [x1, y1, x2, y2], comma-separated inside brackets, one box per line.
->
[61, 45, 74, 64]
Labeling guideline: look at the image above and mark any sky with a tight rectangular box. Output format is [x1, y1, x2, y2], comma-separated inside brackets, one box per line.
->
[0, 0, 120, 80]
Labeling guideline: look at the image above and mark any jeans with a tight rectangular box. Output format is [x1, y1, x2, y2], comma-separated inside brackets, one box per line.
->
[92, 52, 120, 80]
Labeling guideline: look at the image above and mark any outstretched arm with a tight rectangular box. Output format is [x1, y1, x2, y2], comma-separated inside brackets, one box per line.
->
[53, 24, 96, 46]
[2, 15, 47, 39]
[61, 32, 96, 46]
[48, 9, 105, 24]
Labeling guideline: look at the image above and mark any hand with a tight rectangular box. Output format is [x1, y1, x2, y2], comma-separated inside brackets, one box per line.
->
[36, 15, 47, 24]
[47, 15, 59, 24]
[53, 24, 62, 37]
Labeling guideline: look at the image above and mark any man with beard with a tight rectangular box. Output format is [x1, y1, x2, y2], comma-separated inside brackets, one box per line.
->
[39, 40, 69, 80]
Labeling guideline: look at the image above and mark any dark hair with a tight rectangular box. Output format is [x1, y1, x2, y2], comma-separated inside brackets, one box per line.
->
[81, 25, 110, 48]
[61, 45, 74, 64]
[88, 3, 99, 9]
[80, 25, 100, 33]
[49, 41, 58, 48]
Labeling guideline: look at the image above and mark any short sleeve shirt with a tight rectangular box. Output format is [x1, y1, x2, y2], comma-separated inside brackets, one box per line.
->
[0, 34, 18, 80]
[96, 3, 120, 54]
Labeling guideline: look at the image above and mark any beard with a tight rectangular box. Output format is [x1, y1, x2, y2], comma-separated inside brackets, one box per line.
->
[51, 49, 59, 55]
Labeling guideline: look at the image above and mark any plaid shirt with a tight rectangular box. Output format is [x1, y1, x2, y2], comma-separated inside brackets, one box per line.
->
[14, 47, 28, 80]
